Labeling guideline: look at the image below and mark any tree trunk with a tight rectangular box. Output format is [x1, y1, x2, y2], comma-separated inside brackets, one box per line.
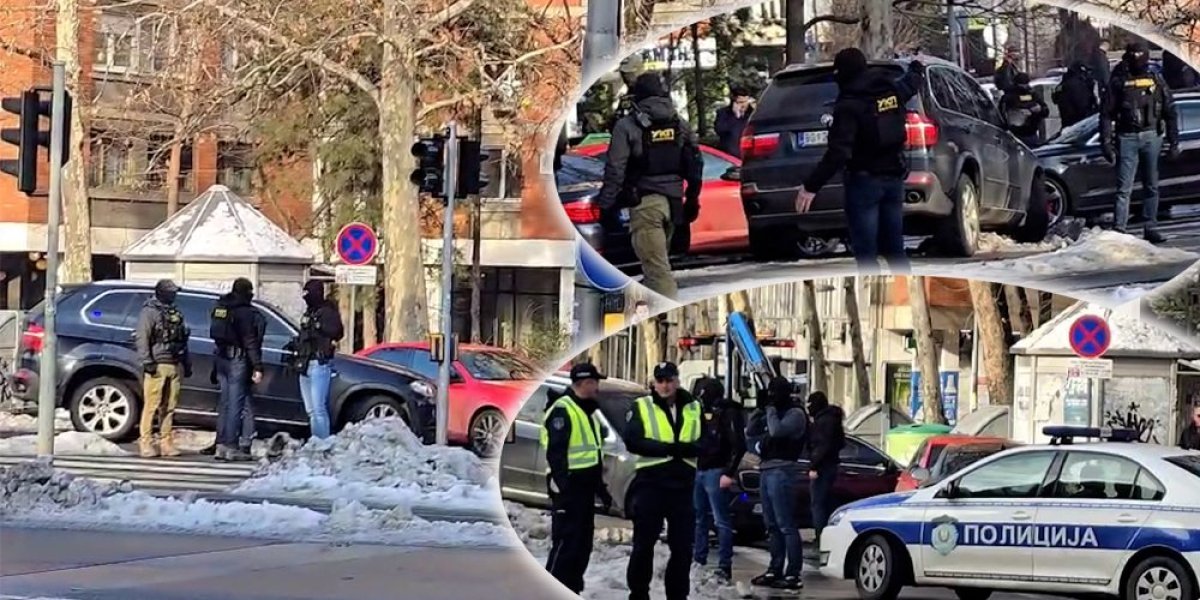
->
[862, 0, 895, 59]
[165, 139, 183, 216]
[908, 276, 945, 423]
[338, 285, 354, 352]
[58, 0, 92, 283]
[970, 280, 1012, 406]
[363, 290, 378, 347]
[785, 0, 806, 64]
[844, 277, 870, 408]
[802, 280, 827, 393]
[642, 315, 665, 380]
[379, 37, 429, 341]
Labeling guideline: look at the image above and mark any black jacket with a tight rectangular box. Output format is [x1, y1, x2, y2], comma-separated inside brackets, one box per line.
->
[1101, 67, 1178, 143]
[624, 389, 702, 488]
[597, 96, 703, 217]
[1053, 67, 1099, 128]
[301, 301, 345, 362]
[714, 105, 751, 158]
[543, 387, 607, 497]
[808, 404, 846, 470]
[215, 292, 266, 371]
[994, 60, 1019, 94]
[696, 395, 747, 477]
[1000, 85, 1048, 139]
[803, 68, 923, 194]
[1180, 424, 1200, 451]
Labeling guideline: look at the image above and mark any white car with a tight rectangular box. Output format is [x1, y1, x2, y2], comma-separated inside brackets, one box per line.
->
[819, 427, 1200, 600]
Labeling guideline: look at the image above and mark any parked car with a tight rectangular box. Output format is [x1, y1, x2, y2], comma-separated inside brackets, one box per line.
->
[1035, 92, 1200, 226]
[736, 56, 1049, 260]
[557, 142, 747, 268]
[895, 434, 1019, 492]
[10, 281, 438, 443]
[356, 342, 539, 457]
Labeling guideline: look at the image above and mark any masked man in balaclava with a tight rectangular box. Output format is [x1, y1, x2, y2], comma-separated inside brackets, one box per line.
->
[135, 279, 192, 458]
[209, 277, 266, 461]
[295, 280, 344, 439]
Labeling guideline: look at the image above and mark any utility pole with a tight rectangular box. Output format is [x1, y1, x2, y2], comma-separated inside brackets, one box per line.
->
[785, 0, 806, 65]
[434, 122, 460, 447]
[583, 0, 621, 86]
[37, 63, 67, 458]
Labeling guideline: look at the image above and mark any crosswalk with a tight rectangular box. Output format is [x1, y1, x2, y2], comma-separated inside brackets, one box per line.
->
[0, 454, 257, 493]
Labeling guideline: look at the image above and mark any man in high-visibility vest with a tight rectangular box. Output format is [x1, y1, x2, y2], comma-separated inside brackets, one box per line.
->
[624, 361, 703, 600]
[541, 363, 613, 595]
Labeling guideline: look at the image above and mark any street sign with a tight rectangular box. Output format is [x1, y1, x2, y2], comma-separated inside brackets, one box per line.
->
[335, 222, 379, 266]
[1067, 358, 1113, 380]
[334, 264, 377, 285]
[1069, 315, 1111, 359]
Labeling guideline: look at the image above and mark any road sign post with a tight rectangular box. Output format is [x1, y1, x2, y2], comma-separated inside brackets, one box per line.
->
[334, 222, 379, 354]
[435, 123, 459, 448]
[1067, 314, 1112, 429]
[36, 64, 67, 459]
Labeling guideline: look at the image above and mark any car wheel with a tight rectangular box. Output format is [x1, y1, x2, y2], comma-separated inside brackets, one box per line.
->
[1042, 174, 1070, 228]
[69, 376, 140, 442]
[1013, 171, 1050, 243]
[797, 235, 839, 258]
[468, 408, 507, 458]
[343, 394, 409, 427]
[937, 173, 981, 258]
[954, 588, 993, 600]
[854, 534, 906, 600]
[1123, 555, 1195, 600]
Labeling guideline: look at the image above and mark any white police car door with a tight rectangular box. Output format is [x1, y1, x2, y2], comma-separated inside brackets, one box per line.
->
[920, 450, 1057, 581]
[1032, 451, 1160, 586]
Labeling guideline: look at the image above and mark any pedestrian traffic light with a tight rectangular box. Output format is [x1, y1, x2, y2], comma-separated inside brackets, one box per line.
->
[410, 135, 446, 198]
[455, 139, 490, 199]
[0, 87, 72, 195]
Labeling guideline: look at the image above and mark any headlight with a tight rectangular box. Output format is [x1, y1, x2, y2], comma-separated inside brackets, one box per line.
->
[409, 381, 434, 399]
[828, 509, 845, 527]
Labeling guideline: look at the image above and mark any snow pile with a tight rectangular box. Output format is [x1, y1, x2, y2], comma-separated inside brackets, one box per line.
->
[1079, 285, 1153, 306]
[979, 229, 1197, 276]
[506, 502, 733, 600]
[0, 431, 131, 456]
[1, 460, 513, 547]
[0, 409, 71, 433]
[232, 418, 499, 512]
[976, 231, 1069, 254]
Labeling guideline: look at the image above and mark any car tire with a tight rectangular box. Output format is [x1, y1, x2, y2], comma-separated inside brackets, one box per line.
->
[1013, 171, 1050, 243]
[343, 394, 409, 428]
[1042, 174, 1071, 228]
[468, 408, 507, 458]
[854, 534, 906, 600]
[68, 376, 141, 442]
[937, 173, 982, 258]
[1122, 555, 1195, 600]
[953, 588, 994, 600]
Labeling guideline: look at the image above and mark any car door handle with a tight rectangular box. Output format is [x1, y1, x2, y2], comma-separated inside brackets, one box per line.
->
[1012, 511, 1033, 521]
[1117, 513, 1139, 524]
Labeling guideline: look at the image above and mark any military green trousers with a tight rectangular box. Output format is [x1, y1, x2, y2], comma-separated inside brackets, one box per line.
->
[629, 194, 678, 298]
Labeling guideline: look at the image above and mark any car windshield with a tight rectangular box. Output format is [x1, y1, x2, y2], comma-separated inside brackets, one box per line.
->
[461, 351, 539, 380]
[1051, 114, 1099, 145]
[1166, 455, 1200, 479]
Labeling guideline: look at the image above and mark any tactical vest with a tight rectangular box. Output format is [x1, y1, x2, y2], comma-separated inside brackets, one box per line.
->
[872, 89, 907, 150]
[209, 301, 238, 347]
[159, 306, 189, 355]
[632, 395, 701, 470]
[539, 397, 603, 471]
[1117, 75, 1161, 131]
[634, 115, 685, 179]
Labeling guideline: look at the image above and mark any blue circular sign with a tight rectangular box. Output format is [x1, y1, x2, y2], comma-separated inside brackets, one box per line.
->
[576, 243, 630, 293]
[335, 222, 378, 266]
[1069, 315, 1111, 359]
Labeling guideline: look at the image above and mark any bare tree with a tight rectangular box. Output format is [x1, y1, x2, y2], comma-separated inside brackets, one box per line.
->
[844, 276, 871, 408]
[802, 280, 828, 393]
[57, 0, 91, 282]
[862, 0, 895, 58]
[971, 280, 1012, 406]
[908, 275, 945, 424]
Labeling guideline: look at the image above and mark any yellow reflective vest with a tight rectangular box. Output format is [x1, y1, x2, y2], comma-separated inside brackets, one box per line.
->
[540, 396, 603, 471]
[631, 395, 702, 469]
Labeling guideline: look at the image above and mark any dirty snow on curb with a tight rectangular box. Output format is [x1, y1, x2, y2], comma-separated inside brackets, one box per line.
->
[1075, 284, 1154, 306]
[0, 461, 513, 547]
[506, 502, 734, 600]
[0, 409, 72, 433]
[0, 431, 130, 456]
[231, 418, 499, 512]
[972, 229, 1198, 276]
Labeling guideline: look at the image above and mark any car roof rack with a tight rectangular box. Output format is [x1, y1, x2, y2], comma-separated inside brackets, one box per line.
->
[1043, 425, 1140, 445]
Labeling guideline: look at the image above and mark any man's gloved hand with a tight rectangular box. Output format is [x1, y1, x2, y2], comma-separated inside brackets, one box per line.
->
[143, 362, 157, 376]
[598, 487, 614, 513]
[908, 59, 926, 75]
[1168, 141, 1182, 160]
[1101, 142, 1116, 165]
[683, 201, 700, 224]
[182, 362, 193, 379]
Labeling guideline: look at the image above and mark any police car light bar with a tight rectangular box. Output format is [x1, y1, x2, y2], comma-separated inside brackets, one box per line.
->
[1043, 425, 1140, 445]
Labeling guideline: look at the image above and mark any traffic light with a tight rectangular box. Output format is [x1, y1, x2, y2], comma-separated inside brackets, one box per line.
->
[0, 87, 72, 195]
[455, 139, 490, 199]
[410, 135, 446, 198]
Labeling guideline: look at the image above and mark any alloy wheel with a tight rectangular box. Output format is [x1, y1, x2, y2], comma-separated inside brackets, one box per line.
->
[77, 384, 132, 435]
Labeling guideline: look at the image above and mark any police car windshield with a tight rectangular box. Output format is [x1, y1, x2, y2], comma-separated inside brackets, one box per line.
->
[1165, 455, 1200, 479]
[460, 351, 538, 380]
[759, 65, 913, 121]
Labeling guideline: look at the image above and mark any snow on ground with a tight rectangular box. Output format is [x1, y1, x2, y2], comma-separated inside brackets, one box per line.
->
[1074, 284, 1154, 307]
[231, 418, 499, 513]
[972, 228, 1198, 276]
[0, 460, 513, 548]
[0, 409, 72, 434]
[0, 431, 131, 456]
[506, 502, 733, 600]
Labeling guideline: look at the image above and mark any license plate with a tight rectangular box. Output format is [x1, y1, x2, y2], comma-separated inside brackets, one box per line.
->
[799, 130, 828, 147]
[752, 503, 763, 514]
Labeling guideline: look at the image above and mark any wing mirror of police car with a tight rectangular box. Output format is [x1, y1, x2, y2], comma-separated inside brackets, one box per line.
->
[911, 467, 932, 485]
[721, 167, 741, 182]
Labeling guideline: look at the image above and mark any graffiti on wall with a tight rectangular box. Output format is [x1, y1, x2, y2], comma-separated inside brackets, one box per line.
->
[1104, 401, 1163, 444]
[1101, 377, 1171, 445]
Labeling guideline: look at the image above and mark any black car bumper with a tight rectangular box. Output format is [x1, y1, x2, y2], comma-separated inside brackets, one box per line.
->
[11, 368, 38, 404]
[412, 400, 437, 444]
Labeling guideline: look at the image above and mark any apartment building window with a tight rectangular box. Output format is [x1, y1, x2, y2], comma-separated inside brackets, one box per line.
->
[146, 135, 194, 192]
[94, 13, 173, 75]
[217, 142, 255, 194]
[88, 133, 135, 188]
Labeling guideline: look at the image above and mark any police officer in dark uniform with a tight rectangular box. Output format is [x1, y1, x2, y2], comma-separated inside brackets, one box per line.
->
[1053, 62, 1099, 128]
[135, 279, 191, 458]
[1100, 42, 1180, 243]
[1000, 73, 1049, 147]
[541, 363, 612, 595]
[794, 48, 924, 272]
[624, 361, 702, 600]
[209, 277, 265, 461]
[607, 54, 645, 131]
[597, 73, 703, 299]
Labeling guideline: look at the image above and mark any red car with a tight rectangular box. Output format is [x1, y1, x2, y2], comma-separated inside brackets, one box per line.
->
[355, 342, 540, 457]
[896, 434, 1019, 492]
[570, 142, 748, 254]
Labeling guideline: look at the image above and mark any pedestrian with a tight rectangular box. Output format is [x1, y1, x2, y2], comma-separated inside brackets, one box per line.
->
[1052, 62, 1099, 129]
[714, 87, 754, 158]
[994, 44, 1022, 94]
[1000, 73, 1049, 147]
[624, 361, 702, 600]
[692, 377, 746, 583]
[296, 280, 344, 439]
[608, 54, 646, 131]
[794, 48, 925, 272]
[135, 279, 191, 458]
[597, 72, 703, 299]
[542, 363, 613, 595]
[1179, 405, 1200, 451]
[744, 377, 807, 591]
[1163, 51, 1199, 90]
[209, 277, 265, 462]
[1100, 42, 1180, 244]
[806, 391, 844, 544]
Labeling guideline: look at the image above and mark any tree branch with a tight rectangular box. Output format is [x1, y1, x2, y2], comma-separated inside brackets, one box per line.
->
[417, 93, 473, 120]
[420, 0, 478, 31]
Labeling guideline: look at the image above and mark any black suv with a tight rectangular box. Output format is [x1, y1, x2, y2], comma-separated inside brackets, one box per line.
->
[10, 281, 437, 442]
[736, 56, 1049, 260]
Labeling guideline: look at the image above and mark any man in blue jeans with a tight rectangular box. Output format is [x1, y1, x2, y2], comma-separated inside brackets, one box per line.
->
[297, 280, 344, 439]
[692, 378, 746, 583]
[745, 377, 808, 591]
[209, 278, 265, 461]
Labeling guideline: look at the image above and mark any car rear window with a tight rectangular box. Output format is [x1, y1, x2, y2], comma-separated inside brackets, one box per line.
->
[757, 65, 909, 121]
[1166, 455, 1200, 478]
[1051, 114, 1099, 144]
[558, 154, 604, 184]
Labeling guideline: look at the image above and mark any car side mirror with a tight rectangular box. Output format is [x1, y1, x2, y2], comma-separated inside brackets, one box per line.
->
[911, 467, 932, 484]
[721, 166, 741, 182]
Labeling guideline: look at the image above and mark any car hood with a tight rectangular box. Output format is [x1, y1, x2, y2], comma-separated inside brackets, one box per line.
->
[837, 490, 917, 513]
[335, 353, 427, 380]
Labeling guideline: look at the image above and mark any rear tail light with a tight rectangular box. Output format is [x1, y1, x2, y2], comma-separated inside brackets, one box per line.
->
[22, 323, 44, 354]
[563, 200, 602, 225]
[906, 112, 938, 148]
[678, 337, 697, 348]
[740, 126, 780, 161]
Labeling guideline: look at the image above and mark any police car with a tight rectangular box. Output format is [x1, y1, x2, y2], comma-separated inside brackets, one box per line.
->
[819, 426, 1200, 600]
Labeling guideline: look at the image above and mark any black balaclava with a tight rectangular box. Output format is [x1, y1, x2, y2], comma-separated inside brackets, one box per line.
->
[1125, 42, 1150, 75]
[154, 279, 179, 305]
[1014, 72, 1032, 89]
[806, 390, 830, 415]
[232, 277, 254, 302]
[631, 72, 668, 101]
[302, 280, 325, 310]
[698, 378, 725, 409]
[833, 47, 869, 87]
[767, 376, 794, 411]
